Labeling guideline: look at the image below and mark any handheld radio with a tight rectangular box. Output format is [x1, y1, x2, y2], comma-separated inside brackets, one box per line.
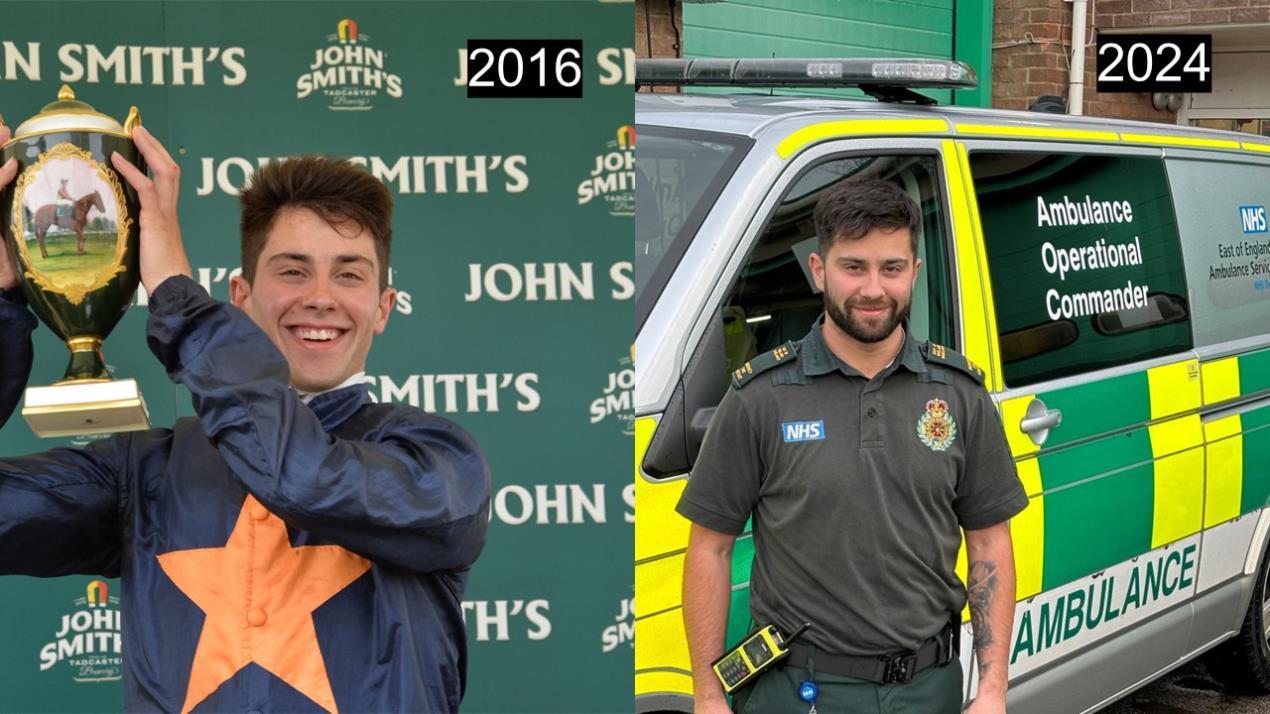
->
[711, 622, 809, 694]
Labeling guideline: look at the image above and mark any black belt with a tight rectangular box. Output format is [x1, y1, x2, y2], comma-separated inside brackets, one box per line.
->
[784, 622, 958, 685]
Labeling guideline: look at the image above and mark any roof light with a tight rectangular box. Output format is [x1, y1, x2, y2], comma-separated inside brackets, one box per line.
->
[635, 58, 977, 104]
[870, 61, 968, 83]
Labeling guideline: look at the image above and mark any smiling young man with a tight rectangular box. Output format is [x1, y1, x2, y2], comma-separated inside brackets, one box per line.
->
[0, 127, 490, 713]
[229, 161, 398, 398]
[678, 179, 1027, 714]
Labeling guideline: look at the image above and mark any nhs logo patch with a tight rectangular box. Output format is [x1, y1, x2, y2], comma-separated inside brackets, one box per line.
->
[1240, 205, 1268, 234]
[781, 420, 825, 442]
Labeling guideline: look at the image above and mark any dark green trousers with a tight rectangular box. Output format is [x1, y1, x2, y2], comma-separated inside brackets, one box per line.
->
[731, 661, 963, 714]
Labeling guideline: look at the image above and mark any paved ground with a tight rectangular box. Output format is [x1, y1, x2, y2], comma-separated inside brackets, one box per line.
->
[1100, 659, 1270, 713]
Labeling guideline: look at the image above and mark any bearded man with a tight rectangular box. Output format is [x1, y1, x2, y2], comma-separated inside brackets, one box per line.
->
[678, 178, 1028, 714]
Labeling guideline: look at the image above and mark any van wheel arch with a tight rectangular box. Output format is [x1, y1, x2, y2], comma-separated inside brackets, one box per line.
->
[1204, 537, 1270, 693]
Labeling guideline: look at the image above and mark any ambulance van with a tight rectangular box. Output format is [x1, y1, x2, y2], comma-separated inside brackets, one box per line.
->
[633, 58, 1270, 713]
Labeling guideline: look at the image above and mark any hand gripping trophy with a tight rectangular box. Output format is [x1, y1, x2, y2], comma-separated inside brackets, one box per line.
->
[0, 85, 149, 437]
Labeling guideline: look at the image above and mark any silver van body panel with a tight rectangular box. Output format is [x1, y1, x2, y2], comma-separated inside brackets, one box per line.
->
[1006, 577, 1249, 714]
[636, 92, 1265, 145]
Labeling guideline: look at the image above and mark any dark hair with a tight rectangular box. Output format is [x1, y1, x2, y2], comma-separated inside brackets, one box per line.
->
[239, 156, 394, 290]
[813, 178, 920, 257]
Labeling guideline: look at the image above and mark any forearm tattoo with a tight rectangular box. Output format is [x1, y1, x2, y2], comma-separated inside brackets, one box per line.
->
[968, 561, 998, 680]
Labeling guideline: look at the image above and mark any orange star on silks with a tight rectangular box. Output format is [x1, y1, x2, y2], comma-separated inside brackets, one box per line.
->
[156, 495, 371, 714]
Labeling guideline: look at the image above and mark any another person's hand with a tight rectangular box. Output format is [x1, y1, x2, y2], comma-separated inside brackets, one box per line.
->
[0, 125, 19, 291]
[110, 125, 192, 295]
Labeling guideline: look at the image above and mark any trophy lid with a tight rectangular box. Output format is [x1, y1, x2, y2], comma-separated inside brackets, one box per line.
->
[9, 85, 139, 142]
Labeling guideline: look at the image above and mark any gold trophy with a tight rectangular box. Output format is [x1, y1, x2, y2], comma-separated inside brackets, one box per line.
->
[0, 86, 149, 437]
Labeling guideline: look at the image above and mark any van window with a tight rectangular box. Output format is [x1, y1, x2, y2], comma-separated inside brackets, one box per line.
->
[1165, 158, 1270, 348]
[635, 126, 751, 333]
[717, 154, 954, 376]
[969, 152, 1193, 387]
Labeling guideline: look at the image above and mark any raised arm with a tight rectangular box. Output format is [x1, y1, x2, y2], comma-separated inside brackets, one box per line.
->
[0, 292, 125, 579]
[112, 127, 488, 574]
[0, 286, 36, 429]
[0, 259, 120, 574]
[0, 438, 125, 577]
[0, 144, 33, 427]
[146, 275, 490, 573]
[0, 138, 122, 578]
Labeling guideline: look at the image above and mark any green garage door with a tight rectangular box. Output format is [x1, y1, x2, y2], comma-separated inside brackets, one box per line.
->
[683, 0, 991, 107]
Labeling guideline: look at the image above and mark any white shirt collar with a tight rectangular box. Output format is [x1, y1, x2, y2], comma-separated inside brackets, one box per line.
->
[297, 371, 366, 404]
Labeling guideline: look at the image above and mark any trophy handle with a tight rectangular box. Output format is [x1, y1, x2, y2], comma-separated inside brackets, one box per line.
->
[124, 106, 141, 135]
[62, 337, 111, 382]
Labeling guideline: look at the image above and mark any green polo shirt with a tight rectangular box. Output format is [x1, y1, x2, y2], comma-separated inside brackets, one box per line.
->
[677, 317, 1028, 656]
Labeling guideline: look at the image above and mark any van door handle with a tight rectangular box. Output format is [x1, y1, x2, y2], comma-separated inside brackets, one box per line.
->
[1019, 398, 1062, 446]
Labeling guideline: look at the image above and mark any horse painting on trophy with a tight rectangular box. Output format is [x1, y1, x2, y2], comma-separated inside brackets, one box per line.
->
[33, 184, 106, 258]
[20, 155, 121, 280]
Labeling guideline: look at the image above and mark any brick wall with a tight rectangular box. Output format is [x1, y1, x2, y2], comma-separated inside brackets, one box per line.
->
[1103, 0, 1270, 28]
[992, 0, 1270, 122]
[635, 0, 683, 92]
[636, 0, 683, 59]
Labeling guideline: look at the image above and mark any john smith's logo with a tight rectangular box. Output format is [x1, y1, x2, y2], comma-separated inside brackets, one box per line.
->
[589, 353, 634, 436]
[86, 579, 109, 607]
[600, 595, 633, 653]
[781, 420, 825, 442]
[38, 580, 123, 682]
[577, 125, 635, 216]
[296, 18, 404, 111]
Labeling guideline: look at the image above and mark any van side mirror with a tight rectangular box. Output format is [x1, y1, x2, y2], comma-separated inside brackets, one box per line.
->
[642, 313, 727, 478]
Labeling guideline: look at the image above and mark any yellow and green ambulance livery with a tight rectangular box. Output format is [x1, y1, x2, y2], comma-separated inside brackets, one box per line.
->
[633, 58, 1270, 713]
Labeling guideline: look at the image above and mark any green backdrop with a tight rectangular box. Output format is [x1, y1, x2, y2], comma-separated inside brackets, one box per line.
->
[0, 2, 633, 712]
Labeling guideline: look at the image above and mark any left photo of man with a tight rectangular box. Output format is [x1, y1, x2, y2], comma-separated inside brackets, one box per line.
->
[0, 3, 633, 712]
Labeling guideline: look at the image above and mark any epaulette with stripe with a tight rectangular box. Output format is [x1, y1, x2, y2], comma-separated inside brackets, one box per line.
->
[920, 341, 985, 384]
[732, 341, 798, 389]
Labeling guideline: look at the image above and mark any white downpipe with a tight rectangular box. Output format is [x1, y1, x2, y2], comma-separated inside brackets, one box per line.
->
[1069, 0, 1088, 115]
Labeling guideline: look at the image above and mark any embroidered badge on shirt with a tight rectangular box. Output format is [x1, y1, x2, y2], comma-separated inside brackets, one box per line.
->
[916, 398, 957, 451]
[781, 420, 825, 442]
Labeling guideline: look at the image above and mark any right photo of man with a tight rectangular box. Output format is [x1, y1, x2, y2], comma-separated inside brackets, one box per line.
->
[633, 2, 1270, 713]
